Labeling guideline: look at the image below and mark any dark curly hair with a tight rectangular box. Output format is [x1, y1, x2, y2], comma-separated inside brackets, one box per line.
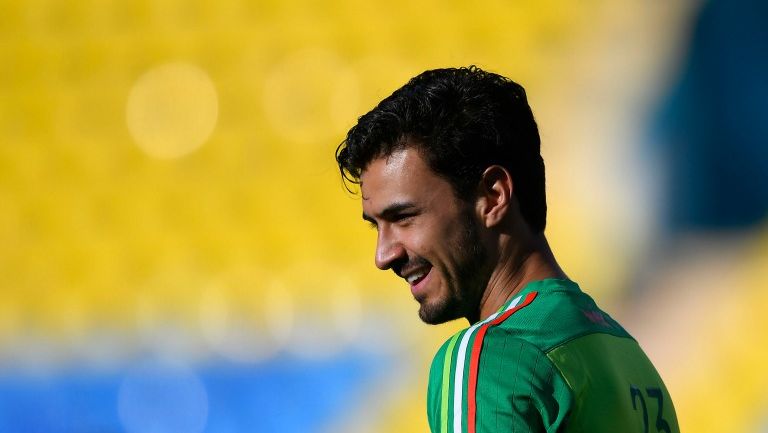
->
[335, 66, 547, 233]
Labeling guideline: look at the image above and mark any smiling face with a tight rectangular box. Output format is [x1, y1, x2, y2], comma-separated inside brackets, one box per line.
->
[360, 147, 490, 324]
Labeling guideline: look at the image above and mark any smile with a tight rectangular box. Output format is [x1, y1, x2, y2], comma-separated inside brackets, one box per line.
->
[407, 267, 433, 298]
[407, 271, 428, 285]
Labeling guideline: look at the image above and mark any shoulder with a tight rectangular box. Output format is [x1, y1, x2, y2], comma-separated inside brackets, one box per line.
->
[428, 290, 540, 390]
[427, 295, 573, 433]
[494, 280, 633, 353]
[427, 328, 467, 433]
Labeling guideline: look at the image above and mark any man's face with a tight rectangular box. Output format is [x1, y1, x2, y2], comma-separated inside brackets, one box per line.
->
[360, 147, 489, 324]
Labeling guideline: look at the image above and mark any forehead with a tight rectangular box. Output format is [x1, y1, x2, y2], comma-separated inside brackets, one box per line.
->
[360, 147, 454, 210]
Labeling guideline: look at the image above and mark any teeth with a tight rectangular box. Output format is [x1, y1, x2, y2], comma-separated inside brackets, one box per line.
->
[407, 272, 426, 284]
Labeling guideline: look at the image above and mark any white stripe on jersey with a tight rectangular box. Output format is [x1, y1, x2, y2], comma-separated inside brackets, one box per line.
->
[452, 295, 523, 433]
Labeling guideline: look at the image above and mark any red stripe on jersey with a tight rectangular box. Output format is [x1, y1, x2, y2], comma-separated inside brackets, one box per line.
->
[467, 291, 538, 433]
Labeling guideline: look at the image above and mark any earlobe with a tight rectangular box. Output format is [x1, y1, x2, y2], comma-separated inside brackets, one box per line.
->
[478, 165, 513, 228]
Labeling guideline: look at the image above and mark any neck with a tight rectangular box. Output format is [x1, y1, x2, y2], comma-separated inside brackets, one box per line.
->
[471, 232, 567, 323]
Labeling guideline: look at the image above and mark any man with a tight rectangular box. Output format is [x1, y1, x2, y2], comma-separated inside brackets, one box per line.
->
[336, 66, 679, 433]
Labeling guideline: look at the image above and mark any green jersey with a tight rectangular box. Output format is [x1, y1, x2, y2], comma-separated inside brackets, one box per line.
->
[427, 279, 679, 433]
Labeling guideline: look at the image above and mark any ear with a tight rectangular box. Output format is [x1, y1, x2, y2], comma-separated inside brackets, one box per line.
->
[475, 165, 513, 228]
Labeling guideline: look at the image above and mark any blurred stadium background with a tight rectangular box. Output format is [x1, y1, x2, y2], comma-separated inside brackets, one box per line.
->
[1, 0, 767, 431]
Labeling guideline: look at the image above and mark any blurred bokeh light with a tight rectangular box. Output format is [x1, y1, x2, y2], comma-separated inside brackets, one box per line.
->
[1, 0, 766, 432]
[127, 62, 219, 159]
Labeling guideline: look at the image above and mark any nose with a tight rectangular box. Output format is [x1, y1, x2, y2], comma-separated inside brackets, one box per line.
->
[375, 226, 406, 270]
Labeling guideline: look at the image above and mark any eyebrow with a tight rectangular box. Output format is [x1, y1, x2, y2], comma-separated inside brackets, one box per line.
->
[362, 202, 417, 224]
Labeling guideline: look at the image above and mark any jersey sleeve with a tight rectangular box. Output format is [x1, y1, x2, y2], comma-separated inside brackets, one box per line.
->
[474, 331, 573, 433]
[427, 331, 462, 433]
[427, 327, 573, 433]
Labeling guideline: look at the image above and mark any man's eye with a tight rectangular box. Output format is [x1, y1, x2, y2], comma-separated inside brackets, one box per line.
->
[395, 214, 415, 224]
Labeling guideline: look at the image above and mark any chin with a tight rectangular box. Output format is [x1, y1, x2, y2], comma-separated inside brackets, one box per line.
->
[418, 297, 463, 325]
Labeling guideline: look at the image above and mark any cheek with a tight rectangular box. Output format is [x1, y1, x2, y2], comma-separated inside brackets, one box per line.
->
[405, 234, 429, 260]
[407, 222, 442, 254]
[409, 225, 456, 267]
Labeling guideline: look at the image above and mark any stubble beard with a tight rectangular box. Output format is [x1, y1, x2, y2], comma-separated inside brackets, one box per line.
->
[417, 210, 488, 325]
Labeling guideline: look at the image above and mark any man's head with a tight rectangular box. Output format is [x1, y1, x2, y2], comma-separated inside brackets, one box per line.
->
[336, 66, 546, 323]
